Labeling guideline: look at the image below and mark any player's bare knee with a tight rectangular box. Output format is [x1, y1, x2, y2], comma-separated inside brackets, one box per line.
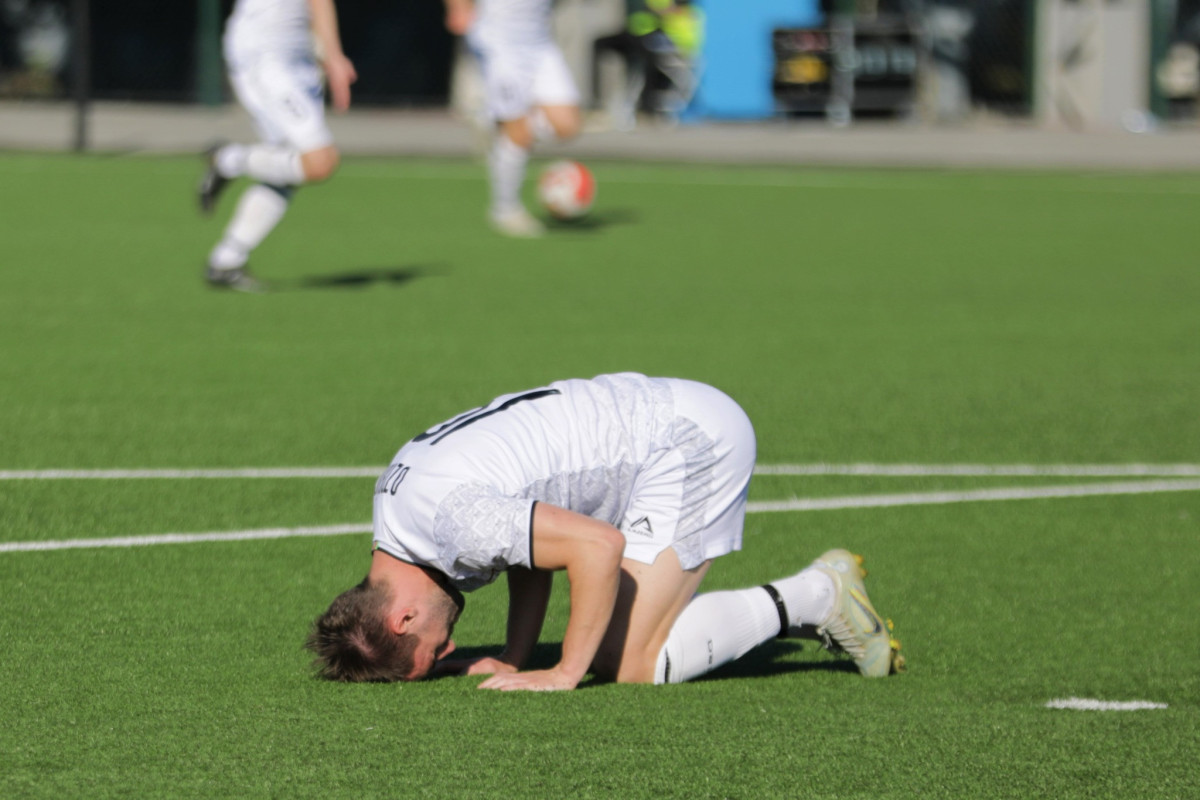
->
[550, 110, 582, 141]
[301, 147, 340, 182]
[499, 119, 533, 150]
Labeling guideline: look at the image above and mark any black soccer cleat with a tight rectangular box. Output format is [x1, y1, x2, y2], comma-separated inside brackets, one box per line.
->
[197, 143, 231, 216]
[205, 265, 266, 293]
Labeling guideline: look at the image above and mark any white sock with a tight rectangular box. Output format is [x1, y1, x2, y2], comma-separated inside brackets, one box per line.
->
[208, 184, 290, 270]
[488, 132, 529, 217]
[653, 587, 782, 685]
[216, 143, 305, 186]
[770, 567, 835, 628]
[214, 143, 249, 177]
[528, 109, 557, 144]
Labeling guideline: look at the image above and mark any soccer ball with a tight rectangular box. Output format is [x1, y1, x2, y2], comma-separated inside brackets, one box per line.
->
[537, 160, 596, 220]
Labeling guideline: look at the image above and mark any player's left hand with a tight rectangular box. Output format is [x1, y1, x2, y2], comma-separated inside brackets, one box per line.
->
[431, 656, 518, 678]
[325, 54, 357, 112]
[477, 667, 579, 692]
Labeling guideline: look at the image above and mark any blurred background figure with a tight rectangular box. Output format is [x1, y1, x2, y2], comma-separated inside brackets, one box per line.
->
[0, 0, 69, 97]
[197, 0, 356, 292]
[444, 0, 583, 238]
[591, 0, 703, 130]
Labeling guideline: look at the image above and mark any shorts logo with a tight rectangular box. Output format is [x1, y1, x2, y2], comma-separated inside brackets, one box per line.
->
[626, 516, 654, 538]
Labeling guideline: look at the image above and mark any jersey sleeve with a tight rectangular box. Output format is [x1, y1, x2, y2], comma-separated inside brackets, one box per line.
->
[432, 483, 535, 590]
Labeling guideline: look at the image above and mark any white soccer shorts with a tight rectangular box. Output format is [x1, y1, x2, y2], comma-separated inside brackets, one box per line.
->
[467, 33, 580, 122]
[620, 379, 757, 570]
[226, 50, 333, 152]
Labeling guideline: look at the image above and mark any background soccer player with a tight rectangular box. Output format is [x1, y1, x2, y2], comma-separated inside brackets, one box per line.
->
[444, 0, 583, 238]
[197, 0, 356, 291]
[308, 373, 903, 689]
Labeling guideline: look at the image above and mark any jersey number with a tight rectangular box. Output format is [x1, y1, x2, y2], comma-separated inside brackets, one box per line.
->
[410, 388, 561, 446]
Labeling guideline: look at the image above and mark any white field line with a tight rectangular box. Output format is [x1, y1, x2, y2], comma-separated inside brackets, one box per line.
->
[5, 463, 1200, 480]
[0, 467, 383, 480]
[1045, 698, 1168, 711]
[754, 463, 1200, 477]
[0, 524, 372, 552]
[745, 479, 1200, 513]
[3, 477, 1200, 553]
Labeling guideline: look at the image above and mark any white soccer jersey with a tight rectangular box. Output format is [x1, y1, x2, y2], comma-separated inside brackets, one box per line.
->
[224, 0, 312, 55]
[373, 373, 756, 592]
[474, 0, 553, 44]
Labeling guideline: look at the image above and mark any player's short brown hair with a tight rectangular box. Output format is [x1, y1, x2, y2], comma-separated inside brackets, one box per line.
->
[306, 579, 417, 682]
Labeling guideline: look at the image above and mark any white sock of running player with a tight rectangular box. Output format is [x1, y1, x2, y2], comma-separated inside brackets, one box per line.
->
[208, 183, 291, 270]
[770, 567, 836, 629]
[216, 143, 306, 186]
[528, 109, 557, 144]
[488, 132, 529, 217]
[653, 587, 782, 685]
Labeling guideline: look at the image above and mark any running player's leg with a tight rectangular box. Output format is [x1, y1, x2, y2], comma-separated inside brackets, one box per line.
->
[205, 53, 335, 286]
[480, 41, 581, 236]
[527, 45, 582, 144]
[531, 105, 581, 142]
[487, 116, 544, 237]
[206, 54, 338, 191]
[472, 34, 545, 238]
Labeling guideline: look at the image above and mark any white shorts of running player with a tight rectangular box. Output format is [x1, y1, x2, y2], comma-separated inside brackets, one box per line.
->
[620, 380, 756, 570]
[467, 31, 580, 122]
[226, 49, 333, 152]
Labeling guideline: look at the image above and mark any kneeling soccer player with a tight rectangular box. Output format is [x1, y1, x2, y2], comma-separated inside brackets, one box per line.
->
[308, 373, 903, 689]
[197, 0, 356, 291]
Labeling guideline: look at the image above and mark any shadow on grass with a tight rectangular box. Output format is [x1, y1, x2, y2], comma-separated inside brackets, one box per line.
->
[697, 639, 860, 682]
[273, 263, 451, 291]
[436, 640, 855, 686]
[546, 207, 640, 234]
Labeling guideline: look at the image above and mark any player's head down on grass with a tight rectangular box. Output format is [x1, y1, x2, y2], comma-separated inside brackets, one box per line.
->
[306, 571, 463, 682]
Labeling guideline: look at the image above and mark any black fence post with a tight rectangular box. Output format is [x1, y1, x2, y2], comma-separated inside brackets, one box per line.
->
[71, 0, 91, 151]
[196, 0, 224, 105]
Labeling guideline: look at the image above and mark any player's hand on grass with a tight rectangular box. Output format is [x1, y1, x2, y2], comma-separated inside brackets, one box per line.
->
[432, 656, 518, 678]
[477, 667, 579, 692]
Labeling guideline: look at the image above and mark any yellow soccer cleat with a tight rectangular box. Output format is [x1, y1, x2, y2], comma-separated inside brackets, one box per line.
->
[811, 549, 904, 677]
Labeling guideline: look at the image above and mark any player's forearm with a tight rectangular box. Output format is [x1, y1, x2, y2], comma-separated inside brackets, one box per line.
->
[555, 534, 623, 683]
[500, 566, 553, 667]
[309, 0, 347, 60]
[529, 504, 626, 686]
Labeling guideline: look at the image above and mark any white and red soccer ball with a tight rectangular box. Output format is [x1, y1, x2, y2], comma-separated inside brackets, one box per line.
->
[537, 160, 596, 220]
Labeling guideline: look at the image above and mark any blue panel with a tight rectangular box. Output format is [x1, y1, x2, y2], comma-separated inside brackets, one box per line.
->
[694, 0, 822, 119]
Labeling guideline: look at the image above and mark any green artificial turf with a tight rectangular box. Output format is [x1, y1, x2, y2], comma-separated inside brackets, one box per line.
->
[1, 153, 1198, 798]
